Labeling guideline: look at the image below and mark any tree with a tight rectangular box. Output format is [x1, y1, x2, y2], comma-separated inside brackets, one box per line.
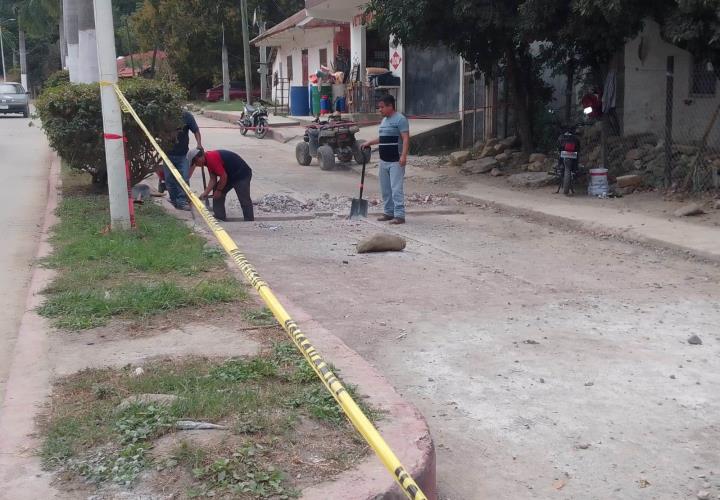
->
[368, 0, 546, 152]
[662, 0, 720, 67]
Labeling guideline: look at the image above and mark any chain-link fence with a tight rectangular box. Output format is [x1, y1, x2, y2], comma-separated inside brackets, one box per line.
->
[575, 59, 720, 193]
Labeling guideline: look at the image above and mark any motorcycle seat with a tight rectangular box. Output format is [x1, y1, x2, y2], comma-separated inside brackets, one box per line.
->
[245, 104, 256, 113]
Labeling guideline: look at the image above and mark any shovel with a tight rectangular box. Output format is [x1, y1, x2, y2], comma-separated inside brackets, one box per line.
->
[349, 153, 369, 219]
[200, 166, 211, 210]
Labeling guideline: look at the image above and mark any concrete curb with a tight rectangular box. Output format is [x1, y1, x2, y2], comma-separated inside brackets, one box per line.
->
[171, 206, 438, 500]
[451, 192, 720, 264]
[0, 155, 60, 498]
[201, 110, 300, 143]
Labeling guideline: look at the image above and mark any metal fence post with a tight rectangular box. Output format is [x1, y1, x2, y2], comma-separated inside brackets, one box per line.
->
[664, 56, 674, 189]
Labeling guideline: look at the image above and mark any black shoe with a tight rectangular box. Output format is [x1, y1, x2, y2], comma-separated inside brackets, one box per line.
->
[158, 179, 166, 193]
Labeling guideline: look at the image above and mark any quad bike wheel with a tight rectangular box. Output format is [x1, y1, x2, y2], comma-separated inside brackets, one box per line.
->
[318, 145, 335, 171]
[296, 142, 312, 166]
[352, 140, 371, 164]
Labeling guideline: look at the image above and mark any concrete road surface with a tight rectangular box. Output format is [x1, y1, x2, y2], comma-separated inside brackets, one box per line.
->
[0, 112, 51, 403]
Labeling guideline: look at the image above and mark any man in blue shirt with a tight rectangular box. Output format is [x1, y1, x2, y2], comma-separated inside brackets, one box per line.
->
[363, 94, 410, 224]
[164, 110, 202, 210]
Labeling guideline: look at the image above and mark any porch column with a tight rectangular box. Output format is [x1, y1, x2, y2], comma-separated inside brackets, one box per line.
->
[350, 21, 366, 82]
[389, 38, 405, 112]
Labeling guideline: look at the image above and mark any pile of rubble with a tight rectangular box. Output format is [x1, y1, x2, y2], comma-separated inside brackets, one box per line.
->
[449, 136, 529, 177]
[250, 192, 451, 214]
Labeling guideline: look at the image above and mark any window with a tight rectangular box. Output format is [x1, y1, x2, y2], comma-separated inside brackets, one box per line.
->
[286, 55, 294, 82]
[691, 59, 717, 97]
[319, 48, 328, 67]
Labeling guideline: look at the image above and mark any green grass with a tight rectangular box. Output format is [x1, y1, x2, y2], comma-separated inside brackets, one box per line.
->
[39, 173, 246, 330]
[40, 346, 374, 495]
[198, 100, 247, 112]
[243, 307, 276, 326]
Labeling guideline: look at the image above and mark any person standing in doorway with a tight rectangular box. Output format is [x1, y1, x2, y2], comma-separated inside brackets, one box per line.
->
[188, 149, 255, 222]
[363, 94, 410, 224]
[164, 110, 202, 210]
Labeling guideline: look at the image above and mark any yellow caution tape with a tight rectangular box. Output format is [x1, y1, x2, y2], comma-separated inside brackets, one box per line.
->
[111, 84, 428, 500]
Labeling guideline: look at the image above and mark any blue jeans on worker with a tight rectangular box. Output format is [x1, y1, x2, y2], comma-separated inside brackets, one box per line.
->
[165, 154, 189, 207]
[379, 160, 405, 219]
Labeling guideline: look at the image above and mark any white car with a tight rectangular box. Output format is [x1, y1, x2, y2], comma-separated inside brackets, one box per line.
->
[0, 82, 30, 117]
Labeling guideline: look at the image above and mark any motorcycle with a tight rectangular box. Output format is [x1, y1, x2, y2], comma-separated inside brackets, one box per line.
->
[237, 101, 269, 139]
[555, 124, 581, 195]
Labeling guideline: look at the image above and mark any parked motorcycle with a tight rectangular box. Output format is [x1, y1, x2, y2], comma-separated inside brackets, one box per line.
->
[237, 102, 269, 139]
[555, 124, 581, 195]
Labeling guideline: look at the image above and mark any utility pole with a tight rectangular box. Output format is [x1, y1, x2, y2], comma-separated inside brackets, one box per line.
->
[19, 30, 27, 90]
[222, 23, 229, 102]
[258, 19, 268, 101]
[240, 0, 252, 104]
[64, 0, 79, 82]
[77, 0, 98, 83]
[93, 0, 131, 230]
[0, 19, 14, 82]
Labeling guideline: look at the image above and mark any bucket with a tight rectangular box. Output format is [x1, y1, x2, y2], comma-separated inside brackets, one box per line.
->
[588, 168, 609, 196]
[289, 86, 310, 116]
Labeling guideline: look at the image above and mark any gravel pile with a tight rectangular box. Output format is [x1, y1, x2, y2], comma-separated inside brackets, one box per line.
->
[246, 192, 452, 214]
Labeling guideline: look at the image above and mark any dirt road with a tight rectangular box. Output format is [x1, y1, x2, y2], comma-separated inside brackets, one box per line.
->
[0, 113, 51, 403]
[190, 117, 720, 499]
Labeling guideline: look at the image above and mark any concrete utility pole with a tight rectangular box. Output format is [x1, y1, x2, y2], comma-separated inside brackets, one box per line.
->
[0, 23, 6, 81]
[222, 23, 229, 102]
[258, 20, 268, 101]
[59, 15, 66, 68]
[63, 0, 79, 82]
[77, 0, 98, 83]
[93, 0, 131, 230]
[19, 30, 27, 90]
[240, 0, 252, 104]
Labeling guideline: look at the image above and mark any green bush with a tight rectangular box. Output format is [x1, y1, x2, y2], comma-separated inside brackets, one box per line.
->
[44, 70, 70, 90]
[35, 79, 185, 186]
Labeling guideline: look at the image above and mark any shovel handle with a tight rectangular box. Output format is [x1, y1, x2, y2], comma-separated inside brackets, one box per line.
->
[359, 157, 367, 201]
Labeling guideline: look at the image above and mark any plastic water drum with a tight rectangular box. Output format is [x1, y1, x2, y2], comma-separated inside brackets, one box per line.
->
[311, 85, 321, 115]
[588, 168, 609, 196]
[289, 86, 310, 116]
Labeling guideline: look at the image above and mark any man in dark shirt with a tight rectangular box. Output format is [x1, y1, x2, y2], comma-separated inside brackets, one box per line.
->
[164, 110, 202, 210]
[188, 149, 254, 222]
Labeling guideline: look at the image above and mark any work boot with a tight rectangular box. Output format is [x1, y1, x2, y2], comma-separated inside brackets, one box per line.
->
[389, 217, 405, 225]
[377, 214, 394, 221]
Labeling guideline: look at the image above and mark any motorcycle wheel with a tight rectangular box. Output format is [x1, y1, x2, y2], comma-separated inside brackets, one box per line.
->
[562, 161, 573, 195]
[318, 145, 335, 171]
[296, 142, 312, 166]
[239, 121, 249, 136]
[255, 118, 268, 139]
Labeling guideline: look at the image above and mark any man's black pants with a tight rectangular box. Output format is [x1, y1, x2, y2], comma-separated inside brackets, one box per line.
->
[213, 173, 254, 221]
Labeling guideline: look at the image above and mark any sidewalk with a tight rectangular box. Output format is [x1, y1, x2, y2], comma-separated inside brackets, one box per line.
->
[352, 162, 720, 263]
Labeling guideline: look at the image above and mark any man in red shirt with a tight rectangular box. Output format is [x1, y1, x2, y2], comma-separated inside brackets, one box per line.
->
[187, 148, 254, 221]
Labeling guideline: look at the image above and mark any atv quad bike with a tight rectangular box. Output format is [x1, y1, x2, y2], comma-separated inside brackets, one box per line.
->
[295, 116, 370, 171]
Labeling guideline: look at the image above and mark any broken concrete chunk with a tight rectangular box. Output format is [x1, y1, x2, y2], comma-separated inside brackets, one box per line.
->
[449, 150, 472, 165]
[616, 175, 643, 188]
[357, 233, 407, 253]
[462, 157, 498, 174]
[175, 420, 228, 430]
[528, 153, 547, 164]
[687, 334, 703, 345]
[674, 203, 705, 217]
[116, 393, 178, 413]
[490, 167, 504, 177]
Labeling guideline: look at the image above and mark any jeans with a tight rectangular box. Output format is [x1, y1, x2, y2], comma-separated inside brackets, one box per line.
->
[378, 160, 405, 219]
[164, 154, 189, 206]
[213, 173, 254, 221]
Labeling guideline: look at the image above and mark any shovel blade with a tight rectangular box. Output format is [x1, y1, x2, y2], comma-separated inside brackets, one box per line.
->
[349, 198, 368, 219]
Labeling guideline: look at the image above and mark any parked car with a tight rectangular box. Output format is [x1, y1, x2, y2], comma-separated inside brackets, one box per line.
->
[0, 82, 30, 118]
[205, 81, 260, 102]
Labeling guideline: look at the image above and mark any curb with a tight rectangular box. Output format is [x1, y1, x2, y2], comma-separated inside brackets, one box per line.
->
[171, 205, 438, 500]
[450, 192, 720, 264]
[0, 155, 60, 498]
[201, 110, 299, 144]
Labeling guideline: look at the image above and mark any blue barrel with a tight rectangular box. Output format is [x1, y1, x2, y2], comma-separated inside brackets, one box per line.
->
[335, 96, 346, 112]
[290, 86, 310, 116]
